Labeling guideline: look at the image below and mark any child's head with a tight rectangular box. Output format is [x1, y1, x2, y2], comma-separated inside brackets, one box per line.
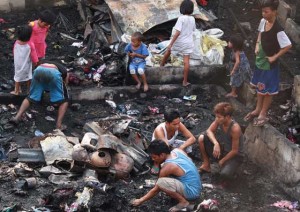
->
[260, 0, 279, 20]
[228, 35, 244, 51]
[38, 10, 56, 28]
[180, 0, 194, 15]
[131, 32, 143, 48]
[213, 102, 234, 124]
[17, 25, 33, 42]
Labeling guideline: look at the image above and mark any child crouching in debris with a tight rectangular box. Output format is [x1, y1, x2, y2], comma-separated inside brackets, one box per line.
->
[198, 102, 244, 181]
[124, 32, 149, 92]
[226, 34, 252, 98]
[151, 109, 196, 175]
[131, 140, 202, 211]
[29, 10, 56, 59]
[11, 25, 39, 95]
[10, 60, 69, 130]
[160, 0, 196, 87]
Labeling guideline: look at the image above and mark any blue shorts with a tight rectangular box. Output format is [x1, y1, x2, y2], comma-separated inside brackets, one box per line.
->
[250, 65, 279, 95]
[129, 62, 146, 75]
[28, 66, 69, 103]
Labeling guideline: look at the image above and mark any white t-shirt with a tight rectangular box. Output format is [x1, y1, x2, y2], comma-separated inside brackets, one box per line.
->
[171, 15, 196, 55]
[257, 18, 291, 48]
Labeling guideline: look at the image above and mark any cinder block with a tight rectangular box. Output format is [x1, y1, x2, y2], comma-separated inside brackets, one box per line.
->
[0, 0, 11, 11]
[285, 18, 300, 45]
[277, 0, 291, 27]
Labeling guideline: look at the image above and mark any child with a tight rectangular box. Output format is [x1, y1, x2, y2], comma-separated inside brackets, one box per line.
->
[124, 32, 149, 92]
[11, 25, 38, 95]
[226, 35, 251, 98]
[29, 10, 56, 59]
[160, 0, 196, 87]
[244, 0, 292, 126]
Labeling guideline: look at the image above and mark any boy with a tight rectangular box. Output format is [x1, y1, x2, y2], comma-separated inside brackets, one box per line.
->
[198, 102, 244, 180]
[124, 32, 149, 92]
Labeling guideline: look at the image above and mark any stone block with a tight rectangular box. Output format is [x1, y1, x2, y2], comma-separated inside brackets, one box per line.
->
[277, 0, 291, 26]
[285, 18, 300, 45]
[9, 0, 25, 10]
[293, 75, 300, 115]
[239, 82, 256, 109]
[244, 123, 300, 200]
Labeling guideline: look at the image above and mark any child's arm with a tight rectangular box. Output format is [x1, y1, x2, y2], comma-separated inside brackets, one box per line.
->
[230, 51, 240, 76]
[130, 44, 149, 59]
[255, 32, 261, 55]
[167, 30, 180, 50]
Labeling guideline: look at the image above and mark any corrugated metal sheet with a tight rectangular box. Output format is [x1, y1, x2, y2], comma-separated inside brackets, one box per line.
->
[105, 0, 202, 33]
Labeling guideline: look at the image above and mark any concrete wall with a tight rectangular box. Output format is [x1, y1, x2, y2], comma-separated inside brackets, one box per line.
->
[244, 124, 300, 201]
[0, 0, 67, 11]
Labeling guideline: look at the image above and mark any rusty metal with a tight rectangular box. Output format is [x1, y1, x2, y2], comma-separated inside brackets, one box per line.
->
[89, 150, 112, 167]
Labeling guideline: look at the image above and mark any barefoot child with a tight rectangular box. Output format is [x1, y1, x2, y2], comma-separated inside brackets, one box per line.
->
[29, 10, 56, 59]
[160, 0, 196, 87]
[226, 35, 251, 98]
[11, 25, 38, 95]
[244, 0, 292, 126]
[124, 32, 149, 92]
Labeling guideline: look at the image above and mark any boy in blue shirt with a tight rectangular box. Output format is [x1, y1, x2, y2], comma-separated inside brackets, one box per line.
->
[125, 32, 149, 92]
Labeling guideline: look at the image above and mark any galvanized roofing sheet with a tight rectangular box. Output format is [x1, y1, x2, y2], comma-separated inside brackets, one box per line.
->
[104, 0, 203, 34]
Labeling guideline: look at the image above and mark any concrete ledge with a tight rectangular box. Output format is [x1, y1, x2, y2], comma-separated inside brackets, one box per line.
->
[244, 124, 300, 200]
[145, 65, 226, 85]
[71, 84, 206, 101]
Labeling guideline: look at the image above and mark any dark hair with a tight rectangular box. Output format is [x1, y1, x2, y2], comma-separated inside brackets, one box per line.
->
[260, 0, 279, 10]
[39, 10, 56, 25]
[229, 34, 244, 51]
[17, 25, 32, 42]
[180, 0, 194, 15]
[147, 140, 171, 155]
[213, 102, 234, 117]
[164, 109, 180, 123]
[132, 32, 143, 41]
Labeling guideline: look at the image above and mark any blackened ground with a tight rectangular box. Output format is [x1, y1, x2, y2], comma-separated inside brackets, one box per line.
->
[0, 0, 299, 211]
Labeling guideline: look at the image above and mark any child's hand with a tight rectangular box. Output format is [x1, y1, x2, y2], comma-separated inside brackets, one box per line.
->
[230, 71, 235, 76]
[267, 55, 277, 64]
[128, 52, 136, 58]
[255, 44, 259, 55]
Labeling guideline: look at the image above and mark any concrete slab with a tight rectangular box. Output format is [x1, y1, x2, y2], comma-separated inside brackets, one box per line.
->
[285, 18, 300, 45]
[244, 123, 300, 200]
[145, 65, 226, 85]
[277, 0, 291, 26]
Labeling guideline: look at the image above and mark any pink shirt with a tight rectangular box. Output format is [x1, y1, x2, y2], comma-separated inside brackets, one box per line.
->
[29, 20, 49, 58]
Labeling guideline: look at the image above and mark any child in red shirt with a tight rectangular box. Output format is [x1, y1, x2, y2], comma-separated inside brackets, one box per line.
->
[29, 10, 56, 59]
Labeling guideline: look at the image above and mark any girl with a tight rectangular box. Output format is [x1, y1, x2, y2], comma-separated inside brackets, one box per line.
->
[29, 10, 56, 59]
[244, 0, 292, 127]
[160, 0, 196, 87]
[226, 35, 251, 98]
[11, 25, 38, 95]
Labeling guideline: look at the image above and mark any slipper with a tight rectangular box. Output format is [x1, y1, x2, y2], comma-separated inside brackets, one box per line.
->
[10, 91, 20, 95]
[225, 93, 237, 98]
[150, 165, 160, 175]
[198, 167, 211, 174]
[183, 82, 191, 87]
[169, 204, 194, 212]
[243, 112, 257, 122]
[253, 117, 269, 127]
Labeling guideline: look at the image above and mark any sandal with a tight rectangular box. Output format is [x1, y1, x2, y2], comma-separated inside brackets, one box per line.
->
[198, 167, 211, 174]
[253, 117, 269, 127]
[150, 165, 160, 175]
[243, 112, 257, 122]
[169, 204, 194, 212]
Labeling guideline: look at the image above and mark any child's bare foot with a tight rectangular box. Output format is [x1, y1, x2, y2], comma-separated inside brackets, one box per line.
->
[225, 93, 237, 98]
[135, 83, 141, 90]
[143, 84, 149, 92]
[198, 164, 211, 173]
[10, 91, 20, 95]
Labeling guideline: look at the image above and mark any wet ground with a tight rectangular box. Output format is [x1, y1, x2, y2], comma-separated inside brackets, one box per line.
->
[0, 0, 300, 211]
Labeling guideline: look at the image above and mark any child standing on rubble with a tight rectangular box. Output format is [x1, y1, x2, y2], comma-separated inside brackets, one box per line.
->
[160, 0, 196, 87]
[29, 10, 56, 59]
[244, 0, 292, 127]
[226, 34, 251, 98]
[125, 32, 149, 92]
[11, 25, 38, 95]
